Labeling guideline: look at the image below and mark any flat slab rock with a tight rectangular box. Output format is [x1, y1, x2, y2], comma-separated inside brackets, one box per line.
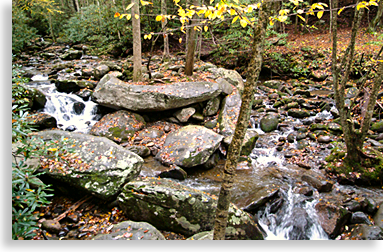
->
[92, 74, 224, 112]
[155, 125, 224, 168]
[118, 176, 265, 239]
[34, 130, 143, 201]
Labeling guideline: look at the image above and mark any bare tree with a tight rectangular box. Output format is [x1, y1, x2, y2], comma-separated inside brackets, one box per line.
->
[213, 0, 272, 240]
[331, 0, 383, 173]
[132, 0, 142, 82]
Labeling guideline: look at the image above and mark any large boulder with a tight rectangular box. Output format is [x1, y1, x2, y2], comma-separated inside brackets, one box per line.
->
[89, 110, 146, 142]
[117, 176, 265, 239]
[315, 201, 351, 239]
[92, 74, 224, 112]
[34, 130, 143, 201]
[155, 125, 223, 168]
[207, 68, 244, 95]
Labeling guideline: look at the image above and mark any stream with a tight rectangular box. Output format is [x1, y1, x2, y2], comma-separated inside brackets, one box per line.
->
[21, 55, 383, 240]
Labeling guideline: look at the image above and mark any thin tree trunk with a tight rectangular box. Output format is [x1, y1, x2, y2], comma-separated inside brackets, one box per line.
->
[161, 0, 170, 61]
[48, 12, 55, 42]
[368, 0, 383, 32]
[132, 0, 142, 82]
[332, 0, 370, 164]
[212, 0, 272, 240]
[185, 0, 199, 76]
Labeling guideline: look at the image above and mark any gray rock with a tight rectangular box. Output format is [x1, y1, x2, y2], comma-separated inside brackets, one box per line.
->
[350, 211, 372, 225]
[288, 108, 310, 118]
[92, 221, 165, 240]
[349, 224, 383, 240]
[126, 145, 151, 157]
[262, 80, 283, 90]
[60, 49, 82, 60]
[317, 135, 332, 143]
[41, 220, 61, 234]
[174, 107, 196, 123]
[92, 74, 223, 112]
[203, 97, 221, 116]
[208, 68, 244, 95]
[34, 130, 143, 200]
[157, 165, 188, 180]
[301, 174, 334, 192]
[373, 202, 383, 229]
[94, 64, 110, 80]
[89, 110, 146, 143]
[187, 231, 213, 240]
[315, 201, 351, 239]
[218, 87, 241, 137]
[54, 79, 94, 93]
[260, 114, 279, 133]
[155, 125, 223, 168]
[118, 177, 265, 239]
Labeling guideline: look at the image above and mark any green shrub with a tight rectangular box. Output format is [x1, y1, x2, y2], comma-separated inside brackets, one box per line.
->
[12, 7, 38, 54]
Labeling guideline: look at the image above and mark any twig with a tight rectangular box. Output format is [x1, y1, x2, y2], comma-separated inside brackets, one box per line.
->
[54, 196, 91, 222]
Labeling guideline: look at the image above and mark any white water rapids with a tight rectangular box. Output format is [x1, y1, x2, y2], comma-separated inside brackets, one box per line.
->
[29, 74, 100, 133]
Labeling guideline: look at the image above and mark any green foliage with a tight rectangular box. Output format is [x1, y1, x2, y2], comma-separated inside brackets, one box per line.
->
[12, 6, 38, 54]
[61, 4, 133, 55]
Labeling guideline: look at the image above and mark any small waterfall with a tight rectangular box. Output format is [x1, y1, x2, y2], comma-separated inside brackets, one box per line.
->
[29, 74, 100, 133]
[43, 90, 100, 133]
[258, 187, 328, 240]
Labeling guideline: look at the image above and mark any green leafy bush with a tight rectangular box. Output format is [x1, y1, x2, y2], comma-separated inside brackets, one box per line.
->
[12, 7, 38, 54]
[62, 4, 133, 55]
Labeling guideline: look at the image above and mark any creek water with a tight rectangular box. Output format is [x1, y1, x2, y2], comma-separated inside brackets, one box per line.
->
[27, 74, 100, 133]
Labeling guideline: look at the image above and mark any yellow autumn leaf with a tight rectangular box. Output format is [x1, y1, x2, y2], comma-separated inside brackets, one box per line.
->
[269, 18, 274, 26]
[114, 12, 121, 18]
[317, 10, 324, 19]
[47, 148, 58, 152]
[126, 2, 134, 10]
[135, 14, 139, 19]
[297, 14, 305, 22]
[179, 38, 182, 43]
[125, 14, 131, 20]
[229, 8, 236, 15]
[338, 7, 345, 15]
[140, 0, 152, 6]
[197, 9, 205, 15]
[232, 15, 239, 24]
[204, 25, 208, 32]
[156, 15, 163, 21]
[240, 19, 247, 28]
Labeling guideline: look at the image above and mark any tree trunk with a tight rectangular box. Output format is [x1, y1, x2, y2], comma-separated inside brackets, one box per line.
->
[132, 0, 142, 82]
[212, 0, 272, 240]
[161, 0, 170, 61]
[331, 0, 382, 166]
[368, 0, 383, 32]
[184, 0, 199, 76]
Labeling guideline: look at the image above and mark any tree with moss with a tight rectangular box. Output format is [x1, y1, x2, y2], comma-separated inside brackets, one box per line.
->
[329, 0, 383, 184]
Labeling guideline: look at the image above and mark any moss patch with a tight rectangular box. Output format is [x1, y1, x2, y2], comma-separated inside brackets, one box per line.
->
[325, 147, 383, 186]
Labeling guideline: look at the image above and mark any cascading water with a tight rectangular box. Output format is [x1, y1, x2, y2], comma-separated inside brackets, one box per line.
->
[29, 74, 100, 133]
[257, 187, 328, 240]
[249, 104, 328, 240]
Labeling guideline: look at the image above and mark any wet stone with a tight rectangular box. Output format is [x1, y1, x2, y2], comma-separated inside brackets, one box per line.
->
[350, 211, 372, 225]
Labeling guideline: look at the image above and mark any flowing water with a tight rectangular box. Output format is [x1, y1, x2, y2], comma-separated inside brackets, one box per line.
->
[28, 74, 100, 133]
